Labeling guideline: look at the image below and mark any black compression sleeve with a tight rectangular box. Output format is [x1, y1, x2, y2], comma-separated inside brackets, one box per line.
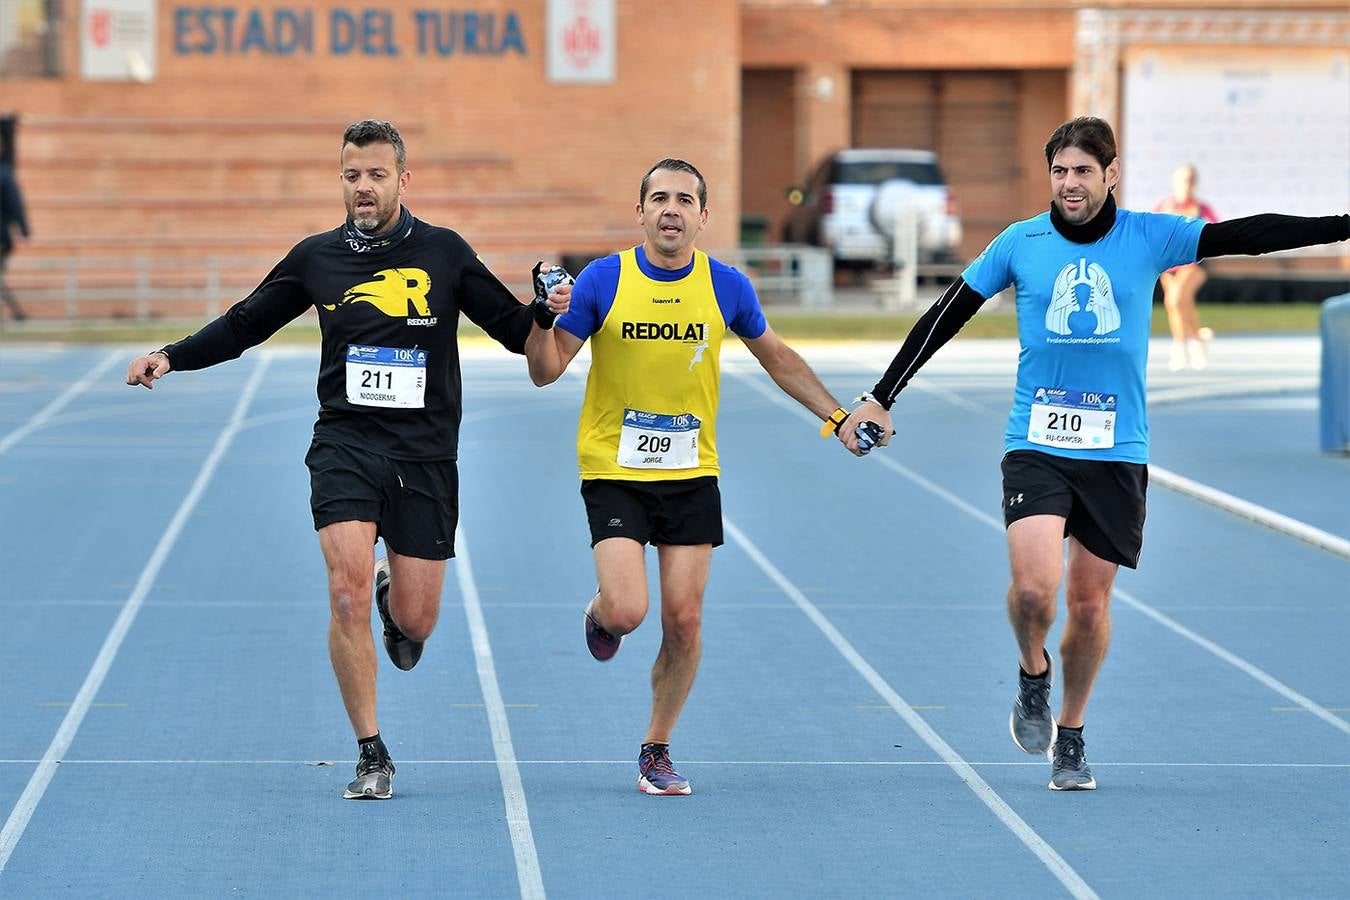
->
[1196, 213, 1349, 260]
[870, 277, 987, 409]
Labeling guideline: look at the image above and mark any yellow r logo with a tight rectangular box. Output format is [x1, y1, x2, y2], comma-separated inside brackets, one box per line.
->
[324, 268, 432, 318]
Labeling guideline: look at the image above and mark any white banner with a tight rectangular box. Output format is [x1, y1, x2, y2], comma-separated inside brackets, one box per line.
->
[547, 0, 615, 84]
[1123, 47, 1350, 226]
[81, 0, 156, 82]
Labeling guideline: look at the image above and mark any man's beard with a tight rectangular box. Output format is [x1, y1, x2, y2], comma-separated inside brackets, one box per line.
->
[1054, 197, 1102, 224]
[351, 201, 395, 234]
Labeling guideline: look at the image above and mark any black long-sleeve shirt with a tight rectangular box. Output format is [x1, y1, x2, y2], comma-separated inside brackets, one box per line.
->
[163, 215, 534, 460]
[870, 211, 1349, 408]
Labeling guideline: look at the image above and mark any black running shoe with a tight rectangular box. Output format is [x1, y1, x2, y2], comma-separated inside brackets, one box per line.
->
[344, 745, 395, 800]
[375, 557, 423, 671]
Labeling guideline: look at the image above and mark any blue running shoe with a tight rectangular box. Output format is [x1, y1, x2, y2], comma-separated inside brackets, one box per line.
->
[638, 743, 691, 795]
[584, 597, 622, 662]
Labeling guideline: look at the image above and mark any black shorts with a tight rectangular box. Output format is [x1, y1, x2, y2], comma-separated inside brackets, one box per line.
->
[1000, 449, 1148, 569]
[305, 439, 458, 560]
[580, 476, 723, 548]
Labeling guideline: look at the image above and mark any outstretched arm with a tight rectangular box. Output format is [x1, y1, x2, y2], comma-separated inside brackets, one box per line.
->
[743, 324, 884, 456]
[838, 276, 988, 450]
[125, 248, 314, 389]
[1196, 213, 1348, 260]
[743, 324, 839, 420]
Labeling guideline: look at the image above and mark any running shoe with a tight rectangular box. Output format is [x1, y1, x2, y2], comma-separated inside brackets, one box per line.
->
[344, 745, 395, 800]
[638, 743, 691, 796]
[375, 557, 423, 671]
[1187, 336, 1209, 370]
[1048, 729, 1096, 791]
[1009, 650, 1056, 754]
[584, 596, 622, 662]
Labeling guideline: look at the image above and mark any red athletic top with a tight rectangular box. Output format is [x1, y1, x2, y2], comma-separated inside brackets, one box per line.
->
[1155, 197, 1219, 272]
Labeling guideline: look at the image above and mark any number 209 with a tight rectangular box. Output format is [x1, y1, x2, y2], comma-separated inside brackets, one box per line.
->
[636, 435, 672, 453]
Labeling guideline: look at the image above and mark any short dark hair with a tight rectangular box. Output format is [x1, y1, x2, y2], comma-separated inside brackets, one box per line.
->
[342, 119, 406, 173]
[640, 158, 707, 209]
[1044, 117, 1117, 171]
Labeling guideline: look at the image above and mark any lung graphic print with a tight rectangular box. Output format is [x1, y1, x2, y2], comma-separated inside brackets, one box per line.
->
[1045, 259, 1120, 336]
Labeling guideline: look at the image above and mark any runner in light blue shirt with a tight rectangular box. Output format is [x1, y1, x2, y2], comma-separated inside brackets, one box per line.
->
[838, 116, 1349, 793]
[963, 205, 1205, 464]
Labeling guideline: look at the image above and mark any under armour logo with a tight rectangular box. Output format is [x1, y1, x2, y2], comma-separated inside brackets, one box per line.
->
[608, 518, 622, 527]
[1008, 493, 1024, 507]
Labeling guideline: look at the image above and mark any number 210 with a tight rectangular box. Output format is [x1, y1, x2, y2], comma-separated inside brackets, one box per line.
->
[1046, 412, 1082, 431]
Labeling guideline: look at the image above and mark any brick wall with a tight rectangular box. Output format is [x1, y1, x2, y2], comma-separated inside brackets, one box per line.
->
[7, 0, 742, 291]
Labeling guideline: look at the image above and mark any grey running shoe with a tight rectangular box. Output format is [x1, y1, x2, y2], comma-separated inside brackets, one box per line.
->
[375, 557, 423, 671]
[1009, 650, 1056, 754]
[1048, 729, 1096, 791]
[344, 747, 395, 800]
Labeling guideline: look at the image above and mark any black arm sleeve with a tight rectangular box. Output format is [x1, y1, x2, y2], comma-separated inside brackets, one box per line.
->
[871, 277, 988, 409]
[1196, 213, 1349, 260]
[161, 247, 314, 371]
[458, 253, 533, 355]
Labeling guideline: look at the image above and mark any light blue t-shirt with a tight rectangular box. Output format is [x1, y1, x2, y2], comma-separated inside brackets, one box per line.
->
[962, 208, 1205, 463]
[557, 245, 767, 341]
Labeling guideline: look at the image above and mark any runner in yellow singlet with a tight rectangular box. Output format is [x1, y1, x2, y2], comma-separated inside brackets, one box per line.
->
[526, 158, 881, 795]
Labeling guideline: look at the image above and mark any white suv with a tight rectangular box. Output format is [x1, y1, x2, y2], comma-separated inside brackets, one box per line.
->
[783, 148, 962, 267]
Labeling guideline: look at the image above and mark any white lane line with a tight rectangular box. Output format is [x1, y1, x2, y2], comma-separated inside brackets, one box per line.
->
[0, 354, 271, 874]
[4, 759, 1349, 768]
[455, 527, 545, 900]
[870, 444, 1350, 736]
[1147, 464, 1350, 559]
[1147, 377, 1316, 407]
[0, 350, 122, 457]
[874, 371, 1344, 557]
[729, 369, 1350, 736]
[724, 517, 1098, 900]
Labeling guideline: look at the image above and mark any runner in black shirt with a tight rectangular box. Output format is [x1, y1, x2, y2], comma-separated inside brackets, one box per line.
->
[125, 120, 570, 800]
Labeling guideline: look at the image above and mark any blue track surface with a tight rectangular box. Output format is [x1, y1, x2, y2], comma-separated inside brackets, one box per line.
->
[2, 337, 1347, 898]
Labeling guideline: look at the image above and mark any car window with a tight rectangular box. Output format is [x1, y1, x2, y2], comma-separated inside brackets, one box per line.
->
[829, 161, 944, 186]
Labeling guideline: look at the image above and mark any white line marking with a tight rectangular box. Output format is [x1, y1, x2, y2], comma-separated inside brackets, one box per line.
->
[1147, 377, 1316, 407]
[455, 527, 545, 900]
[1148, 464, 1350, 559]
[0, 354, 271, 874]
[729, 368, 1350, 735]
[0, 350, 122, 457]
[724, 517, 1099, 900]
[776, 357, 1343, 557]
[3, 759, 1348, 768]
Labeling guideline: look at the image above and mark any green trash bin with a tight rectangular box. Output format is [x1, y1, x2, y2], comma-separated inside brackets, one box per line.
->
[740, 214, 769, 247]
